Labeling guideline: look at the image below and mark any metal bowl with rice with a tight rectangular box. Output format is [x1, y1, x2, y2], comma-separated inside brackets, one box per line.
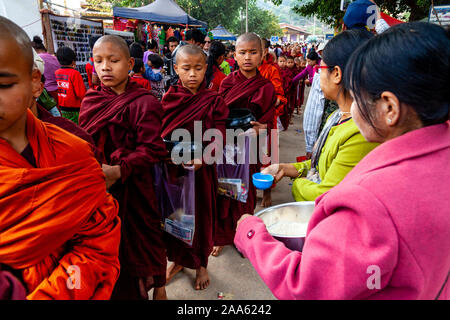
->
[254, 201, 315, 251]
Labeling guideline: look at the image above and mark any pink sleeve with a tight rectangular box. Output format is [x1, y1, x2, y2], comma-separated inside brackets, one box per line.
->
[292, 65, 311, 83]
[234, 186, 399, 299]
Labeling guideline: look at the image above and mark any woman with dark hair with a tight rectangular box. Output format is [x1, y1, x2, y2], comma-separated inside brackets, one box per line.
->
[143, 38, 159, 65]
[129, 41, 144, 59]
[205, 41, 227, 92]
[31, 36, 60, 101]
[291, 50, 319, 86]
[263, 29, 378, 202]
[234, 22, 450, 300]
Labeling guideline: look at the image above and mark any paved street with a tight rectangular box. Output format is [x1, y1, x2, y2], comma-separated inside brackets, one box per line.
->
[163, 102, 308, 300]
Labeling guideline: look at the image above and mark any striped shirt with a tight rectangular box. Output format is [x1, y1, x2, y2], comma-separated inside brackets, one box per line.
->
[303, 74, 325, 153]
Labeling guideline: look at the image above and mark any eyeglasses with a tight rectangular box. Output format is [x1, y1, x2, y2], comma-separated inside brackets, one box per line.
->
[316, 65, 334, 74]
[205, 41, 211, 43]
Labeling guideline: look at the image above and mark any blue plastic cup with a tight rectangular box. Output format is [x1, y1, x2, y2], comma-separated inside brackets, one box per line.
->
[252, 173, 274, 190]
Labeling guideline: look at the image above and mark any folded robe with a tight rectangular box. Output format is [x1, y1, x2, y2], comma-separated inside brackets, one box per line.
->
[80, 81, 168, 285]
[161, 81, 229, 269]
[215, 70, 276, 246]
[0, 110, 121, 300]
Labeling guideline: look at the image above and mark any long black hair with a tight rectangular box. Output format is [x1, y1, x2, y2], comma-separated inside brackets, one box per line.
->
[344, 22, 449, 128]
[32, 36, 46, 52]
[205, 40, 226, 88]
[321, 28, 374, 99]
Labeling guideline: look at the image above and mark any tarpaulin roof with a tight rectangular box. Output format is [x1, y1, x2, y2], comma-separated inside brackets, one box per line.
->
[113, 0, 207, 28]
[210, 25, 237, 41]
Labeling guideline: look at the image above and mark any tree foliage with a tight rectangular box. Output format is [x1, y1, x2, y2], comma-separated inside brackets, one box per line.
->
[88, 0, 283, 38]
[292, 0, 449, 27]
[176, 0, 282, 38]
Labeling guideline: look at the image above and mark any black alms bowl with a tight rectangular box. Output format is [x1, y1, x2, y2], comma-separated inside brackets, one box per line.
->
[163, 139, 202, 159]
[226, 108, 256, 132]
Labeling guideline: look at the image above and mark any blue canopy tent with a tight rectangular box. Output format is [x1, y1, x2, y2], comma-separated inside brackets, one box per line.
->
[113, 0, 207, 28]
[210, 25, 237, 41]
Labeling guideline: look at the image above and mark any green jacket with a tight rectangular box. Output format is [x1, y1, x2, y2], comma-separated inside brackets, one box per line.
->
[292, 118, 379, 201]
[220, 61, 231, 75]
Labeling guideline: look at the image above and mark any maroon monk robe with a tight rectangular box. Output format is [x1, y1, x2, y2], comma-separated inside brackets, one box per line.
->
[36, 103, 102, 162]
[0, 269, 26, 300]
[215, 70, 276, 246]
[279, 67, 295, 130]
[161, 81, 229, 269]
[79, 80, 168, 299]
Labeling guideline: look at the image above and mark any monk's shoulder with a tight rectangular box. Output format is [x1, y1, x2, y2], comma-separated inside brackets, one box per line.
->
[129, 91, 163, 112]
[43, 121, 95, 162]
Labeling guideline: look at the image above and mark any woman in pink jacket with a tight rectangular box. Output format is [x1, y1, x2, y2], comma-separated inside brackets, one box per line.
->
[234, 22, 450, 300]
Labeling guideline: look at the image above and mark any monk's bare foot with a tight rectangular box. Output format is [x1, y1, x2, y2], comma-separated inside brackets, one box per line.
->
[166, 263, 184, 284]
[261, 189, 272, 207]
[195, 267, 210, 290]
[211, 246, 224, 257]
[153, 286, 168, 300]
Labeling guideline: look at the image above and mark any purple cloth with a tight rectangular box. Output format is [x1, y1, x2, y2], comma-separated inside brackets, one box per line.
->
[293, 64, 315, 84]
[0, 270, 27, 300]
[39, 53, 61, 92]
[143, 51, 156, 64]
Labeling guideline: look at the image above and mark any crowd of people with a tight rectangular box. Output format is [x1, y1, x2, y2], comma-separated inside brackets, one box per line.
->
[0, 0, 448, 301]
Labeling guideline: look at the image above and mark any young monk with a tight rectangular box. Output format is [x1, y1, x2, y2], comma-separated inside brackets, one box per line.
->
[162, 44, 229, 290]
[79, 35, 169, 300]
[278, 56, 295, 130]
[257, 38, 286, 207]
[212, 33, 277, 257]
[0, 16, 121, 300]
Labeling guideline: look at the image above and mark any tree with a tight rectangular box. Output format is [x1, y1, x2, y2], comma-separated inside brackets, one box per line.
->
[228, 2, 283, 38]
[292, 0, 448, 28]
[176, 0, 282, 38]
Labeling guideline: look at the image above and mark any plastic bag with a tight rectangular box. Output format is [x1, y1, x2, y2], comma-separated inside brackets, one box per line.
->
[153, 163, 196, 246]
[216, 134, 252, 203]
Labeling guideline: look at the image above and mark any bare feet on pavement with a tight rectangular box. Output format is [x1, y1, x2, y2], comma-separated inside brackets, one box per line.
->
[195, 267, 210, 290]
[153, 286, 168, 300]
[261, 189, 272, 207]
[211, 246, 224, 257]
[166, 262, 184, 284]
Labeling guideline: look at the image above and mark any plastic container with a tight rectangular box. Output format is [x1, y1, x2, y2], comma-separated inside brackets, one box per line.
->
[252, 173, 274, 190]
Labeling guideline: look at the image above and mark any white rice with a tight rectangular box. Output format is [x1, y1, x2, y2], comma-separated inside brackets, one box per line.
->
[267, 221, 308, 237]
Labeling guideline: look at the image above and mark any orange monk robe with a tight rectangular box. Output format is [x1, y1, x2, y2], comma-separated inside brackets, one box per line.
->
[0, 110, 121, 300]
[258, 58, 287, 130]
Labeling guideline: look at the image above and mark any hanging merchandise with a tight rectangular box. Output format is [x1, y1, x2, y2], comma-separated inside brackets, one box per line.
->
[153, 25, 160, 46]
[166, 26, 174, 40]
[174, 28, 181, 41]
[158, 26, 166, 46]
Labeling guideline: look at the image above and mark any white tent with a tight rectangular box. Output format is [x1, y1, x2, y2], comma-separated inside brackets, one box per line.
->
[0, 0, 43, 40]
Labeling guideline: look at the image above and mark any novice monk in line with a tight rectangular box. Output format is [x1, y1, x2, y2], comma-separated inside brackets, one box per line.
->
[79, 35, 168, 300]
[258, 38, 287, 208]
[211, 33, 277, 257]
[0, 17, 121, 300]
[162, 44, 229, 290]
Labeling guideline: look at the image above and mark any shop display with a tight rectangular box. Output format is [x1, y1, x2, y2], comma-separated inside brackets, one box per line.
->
[49, 14, 103, 87]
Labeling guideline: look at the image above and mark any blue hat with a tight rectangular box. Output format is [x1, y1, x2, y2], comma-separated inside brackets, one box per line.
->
[343, 0, 374, 29]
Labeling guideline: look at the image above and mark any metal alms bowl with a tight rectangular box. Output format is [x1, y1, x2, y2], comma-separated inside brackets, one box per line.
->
[254, 201, 315, 251]
[226, 108, 256, 131]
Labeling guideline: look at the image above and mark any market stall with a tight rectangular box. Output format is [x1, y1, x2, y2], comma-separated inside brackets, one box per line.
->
[42, 12, 104, 87]
[210, 25, 237, 41]
[112, 0, 207, 47]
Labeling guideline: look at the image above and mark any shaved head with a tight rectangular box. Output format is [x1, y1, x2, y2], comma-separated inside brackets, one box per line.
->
[0, 16, 34, 73]
[175, 44, 207, 64]
[236, 32, 263, 53]
[94, 35, 130, 58]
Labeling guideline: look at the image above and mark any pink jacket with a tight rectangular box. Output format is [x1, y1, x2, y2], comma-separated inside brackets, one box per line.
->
[235, 121, 450, 299]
